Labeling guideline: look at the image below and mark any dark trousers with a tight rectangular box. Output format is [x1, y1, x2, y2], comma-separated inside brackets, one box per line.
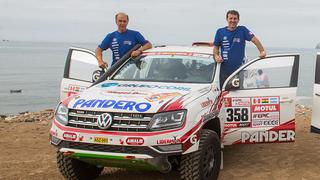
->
[220, 70, 231, 89]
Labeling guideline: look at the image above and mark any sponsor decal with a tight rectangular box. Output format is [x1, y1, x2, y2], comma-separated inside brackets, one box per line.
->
[225, 107, 251, 123]
[201, 98, 213, 108]
[67, 84, 86, 97]
[79, 136, 84, 142]
[252, 104, 279, 112]
[72, 99, 151, 113]
[225, 122, 251, 128]
[94, 137, 108, 144]
[142, 52, 211, 58]
[231, 78, 240, 87]
[142, 52, 193, 56]
[92, 70, 103, 82]
[157, 137, 181, 145]
[63, 132, 77, 141]
[190, 134, 198, 144]
[224, 98, 251, 126]
[103, 90, 149, 96]
[252, 112, 279, 120]
[224, 98, 232, 107]
[241, 130, 295, 143]
[231, 97, 251, 107]
[253, 113, 269, 119]
[224, 96, 280, 128]
[251, 103, 280, 127]
[100, 82, 191, 91]
[126, 137, 144, 145]
[203, 111, 219, 122]
[252, 119, 280, 127]
[119, 139, 124, 145]
[251, 111, 280, 128]
[119, 83, 191, 91]
[50, 130, 58, 137]
[146, 92, 181, 102]
[101, 83, 119, 88]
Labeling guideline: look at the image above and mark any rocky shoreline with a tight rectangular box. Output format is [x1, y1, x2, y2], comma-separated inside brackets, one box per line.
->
[0, 109, 54, 123]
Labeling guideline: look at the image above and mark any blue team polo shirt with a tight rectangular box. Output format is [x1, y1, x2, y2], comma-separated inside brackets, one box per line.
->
[213, 26, 254, 74]
[99, 29, 148, 66]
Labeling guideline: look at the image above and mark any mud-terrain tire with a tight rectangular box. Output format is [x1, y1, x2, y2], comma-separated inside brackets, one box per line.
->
[180, 129, 221, 180]
[57, 151, 103, 180]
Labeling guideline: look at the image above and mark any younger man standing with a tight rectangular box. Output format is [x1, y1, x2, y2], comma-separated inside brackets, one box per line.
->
[213, 10, 266, 87]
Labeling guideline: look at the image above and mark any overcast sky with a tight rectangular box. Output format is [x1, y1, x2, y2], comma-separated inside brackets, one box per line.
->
[0, 0, 319, 48]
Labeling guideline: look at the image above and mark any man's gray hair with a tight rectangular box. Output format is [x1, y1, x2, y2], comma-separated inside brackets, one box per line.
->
[115, 12, 129, 21]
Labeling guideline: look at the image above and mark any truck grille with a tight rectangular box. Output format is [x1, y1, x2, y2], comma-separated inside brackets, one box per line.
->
[67, 109, 153, 132]
[59, 141, 160, 157]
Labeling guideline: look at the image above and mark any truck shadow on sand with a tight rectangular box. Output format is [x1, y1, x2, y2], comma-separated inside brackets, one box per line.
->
[96, 168, 180, 180]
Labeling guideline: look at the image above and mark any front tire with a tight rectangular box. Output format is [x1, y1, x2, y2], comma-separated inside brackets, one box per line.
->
[57, 151, 103, 180]
[180, 129, 221, 180]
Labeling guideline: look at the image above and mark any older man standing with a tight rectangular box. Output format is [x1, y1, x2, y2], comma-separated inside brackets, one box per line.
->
[95, 12, 152, 69]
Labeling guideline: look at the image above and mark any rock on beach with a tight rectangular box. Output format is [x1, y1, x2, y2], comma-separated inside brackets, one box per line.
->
[2, 109, 54, 123]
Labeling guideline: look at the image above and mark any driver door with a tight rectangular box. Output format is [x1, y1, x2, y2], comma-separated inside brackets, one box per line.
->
[311, 53, 320, 133]
[221, 54, 299, 145]
[60, 47, 101, 100]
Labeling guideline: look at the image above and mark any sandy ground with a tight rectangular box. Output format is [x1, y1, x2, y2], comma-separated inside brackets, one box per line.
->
[0, 107, 320, 180]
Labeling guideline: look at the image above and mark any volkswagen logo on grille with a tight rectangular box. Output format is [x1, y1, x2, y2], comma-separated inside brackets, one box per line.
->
[97, 113, 112, 129]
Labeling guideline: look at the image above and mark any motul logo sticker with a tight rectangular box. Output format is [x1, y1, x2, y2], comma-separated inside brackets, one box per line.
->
[252, 104, 279, 112]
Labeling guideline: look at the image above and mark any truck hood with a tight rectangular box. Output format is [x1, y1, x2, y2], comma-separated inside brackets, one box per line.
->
[67, 81, 212, 113]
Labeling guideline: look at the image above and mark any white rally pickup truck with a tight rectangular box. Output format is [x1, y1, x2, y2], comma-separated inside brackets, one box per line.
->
[50, 44, 300, 180]
[311, 52, 320, 133]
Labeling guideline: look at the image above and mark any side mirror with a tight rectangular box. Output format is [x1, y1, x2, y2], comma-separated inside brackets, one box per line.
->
[225, 75, 240, 91]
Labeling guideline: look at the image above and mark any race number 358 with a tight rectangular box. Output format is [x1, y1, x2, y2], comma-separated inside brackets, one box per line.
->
[226, 107, 249, 122]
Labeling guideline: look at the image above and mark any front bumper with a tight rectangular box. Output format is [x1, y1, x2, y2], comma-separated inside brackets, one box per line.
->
[52, 139, 183, 157]
[50, 117, 202, 170]
[51, 137, 181, 171]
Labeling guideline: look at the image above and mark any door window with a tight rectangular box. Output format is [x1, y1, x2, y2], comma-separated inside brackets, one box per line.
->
[236, 56, 298, 90]
[68, 50, 99, 82]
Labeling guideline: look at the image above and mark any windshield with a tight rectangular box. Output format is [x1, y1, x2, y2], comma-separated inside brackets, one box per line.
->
[111, 54, 215, 83]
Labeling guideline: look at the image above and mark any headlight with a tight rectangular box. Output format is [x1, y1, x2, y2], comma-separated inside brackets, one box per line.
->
[55, 103, 68, 125]
[149, 110, 186, 130]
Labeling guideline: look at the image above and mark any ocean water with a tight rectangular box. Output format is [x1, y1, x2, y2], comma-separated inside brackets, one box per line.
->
[0, 41, 98, 115]
[0, 41, 317, 115]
